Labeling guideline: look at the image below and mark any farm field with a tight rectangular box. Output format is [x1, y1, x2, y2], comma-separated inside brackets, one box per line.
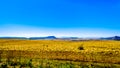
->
[0, 39, 120, 68]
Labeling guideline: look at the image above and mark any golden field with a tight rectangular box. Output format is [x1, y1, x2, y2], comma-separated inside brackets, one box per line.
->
[0, 39, 120, 68]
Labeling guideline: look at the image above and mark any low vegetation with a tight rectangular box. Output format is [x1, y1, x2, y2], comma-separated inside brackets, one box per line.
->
[0, 39, 120, 67]
[78, 44, 84, 50]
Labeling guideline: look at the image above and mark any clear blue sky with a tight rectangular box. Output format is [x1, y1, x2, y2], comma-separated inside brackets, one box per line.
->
[0, 0, 120, 37]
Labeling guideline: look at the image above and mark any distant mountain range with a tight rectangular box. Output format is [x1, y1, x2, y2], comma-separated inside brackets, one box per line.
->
[0, 37, 27, 39]
[100, 36, 120, 40]
[0, 36, 57, 40]
[29, 36, 57, 40]
[0, 36, 120, 40]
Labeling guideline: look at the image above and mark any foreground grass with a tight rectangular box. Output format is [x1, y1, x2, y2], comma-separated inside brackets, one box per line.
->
[0, 58, 120, 68]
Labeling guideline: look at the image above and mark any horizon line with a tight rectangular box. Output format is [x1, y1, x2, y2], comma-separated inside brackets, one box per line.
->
[0, 35, 119, 38]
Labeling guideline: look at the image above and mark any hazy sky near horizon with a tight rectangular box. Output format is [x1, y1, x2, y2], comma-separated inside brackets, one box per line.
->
[0, 0, 120, 37]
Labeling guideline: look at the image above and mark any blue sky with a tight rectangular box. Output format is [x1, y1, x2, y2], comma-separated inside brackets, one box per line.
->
[0, 0, 120, 37]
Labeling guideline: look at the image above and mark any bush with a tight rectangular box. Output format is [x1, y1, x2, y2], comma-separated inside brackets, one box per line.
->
[20, 59, 33, 68]
[78, 44, 84, 50]
[10, 61, 20, 66]
[1, 63, 8, 68]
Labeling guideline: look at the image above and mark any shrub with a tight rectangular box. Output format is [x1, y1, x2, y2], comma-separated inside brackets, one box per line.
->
[1, 63, 8, 68]
[10, 61, 20, 66]
[28, 59, 33, 68]
[78, 44, 84, 50]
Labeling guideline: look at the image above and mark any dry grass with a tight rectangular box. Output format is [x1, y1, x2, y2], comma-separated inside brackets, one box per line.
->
[0, 39, 120, 64]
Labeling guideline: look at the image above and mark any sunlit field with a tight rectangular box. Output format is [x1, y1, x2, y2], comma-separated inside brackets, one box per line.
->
[0, 39, 120, 68]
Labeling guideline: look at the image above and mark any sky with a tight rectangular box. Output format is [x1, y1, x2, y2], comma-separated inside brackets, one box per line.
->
[0, 0, 120, 37]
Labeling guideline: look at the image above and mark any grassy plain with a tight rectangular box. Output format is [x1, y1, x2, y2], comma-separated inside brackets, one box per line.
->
[0, 39, 120, 68]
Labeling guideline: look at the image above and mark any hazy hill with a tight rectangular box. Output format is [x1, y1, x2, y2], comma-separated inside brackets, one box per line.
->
[29, 36, 57, 40]
[100, 36, 120, 40]
[0, 37, 27, 39]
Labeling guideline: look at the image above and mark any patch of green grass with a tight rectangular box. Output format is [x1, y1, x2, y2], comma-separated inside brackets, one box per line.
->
[0, 58, 120, 68]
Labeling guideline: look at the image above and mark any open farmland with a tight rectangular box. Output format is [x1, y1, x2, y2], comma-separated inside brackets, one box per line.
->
[0, 39, 120, 68]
